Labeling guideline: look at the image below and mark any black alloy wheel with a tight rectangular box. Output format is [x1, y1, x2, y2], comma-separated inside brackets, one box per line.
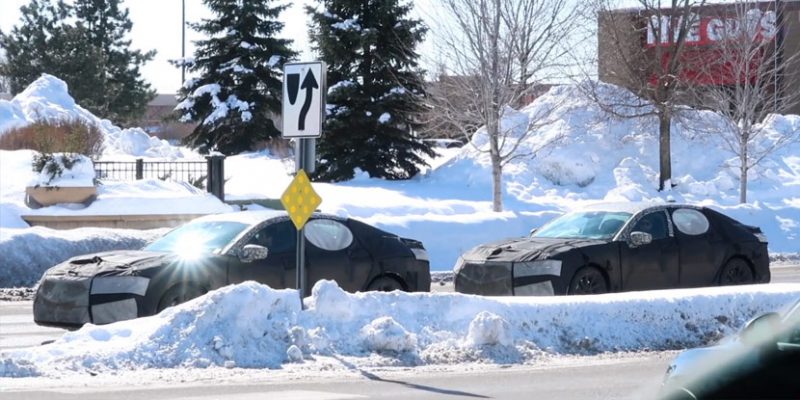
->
[718, 258, 754, 285]
[568, 267, 608, 295]
[367, 276, 406, 292]
[157, 284, 204, 313]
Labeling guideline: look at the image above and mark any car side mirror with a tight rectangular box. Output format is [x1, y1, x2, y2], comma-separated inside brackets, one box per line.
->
[629, 231, 653, 247]
[529, 228, 537, 237]
[741, 312, 781, 347]
[239, 244, 268, 263]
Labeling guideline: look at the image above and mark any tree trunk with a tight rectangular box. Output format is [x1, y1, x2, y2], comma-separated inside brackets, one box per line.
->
[488, 116, 503, 212]
[658, 111, 672, 191]
[739, 133, 748, 204]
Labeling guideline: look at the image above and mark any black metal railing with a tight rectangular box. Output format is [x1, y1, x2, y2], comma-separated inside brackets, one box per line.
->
[94, 156, 225, 201]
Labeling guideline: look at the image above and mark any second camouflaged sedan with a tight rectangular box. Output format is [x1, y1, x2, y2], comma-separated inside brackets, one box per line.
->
[454, 202, 769, 296]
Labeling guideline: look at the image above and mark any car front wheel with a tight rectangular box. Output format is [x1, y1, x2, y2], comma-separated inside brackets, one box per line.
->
[157, 284, 205, 313]
[567, 267, 608, 295]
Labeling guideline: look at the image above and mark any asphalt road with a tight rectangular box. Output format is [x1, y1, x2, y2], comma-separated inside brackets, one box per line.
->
[0, 264, 798, 400]
[0, 354, 672, 400]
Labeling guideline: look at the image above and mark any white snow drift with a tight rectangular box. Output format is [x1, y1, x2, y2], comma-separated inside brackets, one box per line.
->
[1, 280, 799, 378]
[0, 75, 182, 159]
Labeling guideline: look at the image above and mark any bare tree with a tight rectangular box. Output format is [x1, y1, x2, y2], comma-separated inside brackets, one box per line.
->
[586, 0, 705, 191]
[426, 0, 577, 212]
[690, 2, 800, 203]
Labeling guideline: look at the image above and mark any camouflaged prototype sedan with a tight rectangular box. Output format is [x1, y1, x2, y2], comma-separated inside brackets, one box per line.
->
[34, 210, 430, 328]
[454, 203, 770, 296]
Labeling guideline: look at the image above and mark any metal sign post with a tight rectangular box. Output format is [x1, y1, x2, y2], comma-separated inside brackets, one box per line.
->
[281, 61, 325, 303]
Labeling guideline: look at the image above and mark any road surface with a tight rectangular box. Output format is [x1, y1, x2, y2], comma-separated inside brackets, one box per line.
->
[0, 264, 798, 399]
[0, 353, 673, 400]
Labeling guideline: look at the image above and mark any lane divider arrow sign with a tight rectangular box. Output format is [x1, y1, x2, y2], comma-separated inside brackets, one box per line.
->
[282, 62, 325, 138]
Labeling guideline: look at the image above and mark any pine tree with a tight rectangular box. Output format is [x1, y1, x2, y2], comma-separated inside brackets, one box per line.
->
[73, 0, 156, 124]
[308, 0, 433, 182]
[0, 0, 154, 125]
[0, 0, 72, 94]
[175, 0, 295, 155]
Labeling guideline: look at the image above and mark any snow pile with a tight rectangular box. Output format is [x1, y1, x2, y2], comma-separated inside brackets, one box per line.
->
[2, 280, 799, 378]
[0, 75, 181, 158]
[0, 227, 165, 287]
[431, 82, 800, 252]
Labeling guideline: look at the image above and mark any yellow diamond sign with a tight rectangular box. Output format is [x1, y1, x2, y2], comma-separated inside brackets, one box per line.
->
[281, 169, 322, 230]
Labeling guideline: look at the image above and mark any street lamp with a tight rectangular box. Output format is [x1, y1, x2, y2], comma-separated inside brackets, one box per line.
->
[181, 0, 186, 86]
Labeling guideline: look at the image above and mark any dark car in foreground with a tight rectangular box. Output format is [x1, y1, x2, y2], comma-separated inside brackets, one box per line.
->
[454, 202, 769, 296]
[34, 210, 430, 328]
[660, 299, 800, 399]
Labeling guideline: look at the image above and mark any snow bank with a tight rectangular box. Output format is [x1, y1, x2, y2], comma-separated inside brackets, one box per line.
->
[2, 280, 798, 378]
[0, 75, 181, 158]
[0, 227, 165, 287]
[429, 82, 800, 254]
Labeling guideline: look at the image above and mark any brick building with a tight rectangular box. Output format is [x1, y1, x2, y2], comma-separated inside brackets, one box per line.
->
[598, 1, 800, 115]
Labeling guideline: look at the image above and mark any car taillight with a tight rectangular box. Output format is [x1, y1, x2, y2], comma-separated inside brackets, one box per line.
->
[410, 248, 429, 261]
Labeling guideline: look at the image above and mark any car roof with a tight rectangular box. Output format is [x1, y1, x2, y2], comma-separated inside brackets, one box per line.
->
[190, 210, 349, 228]
[579, 201, 699, 214]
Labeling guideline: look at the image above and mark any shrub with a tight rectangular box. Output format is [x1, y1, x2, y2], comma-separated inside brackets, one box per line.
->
[0, 118, 104, 157]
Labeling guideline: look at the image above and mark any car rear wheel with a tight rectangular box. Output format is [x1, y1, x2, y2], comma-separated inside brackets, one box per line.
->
[568, 267, 608, 295]
[718, 258, 754, 285]
[157, 284, 204, 313]
[366, 276, 406, 292]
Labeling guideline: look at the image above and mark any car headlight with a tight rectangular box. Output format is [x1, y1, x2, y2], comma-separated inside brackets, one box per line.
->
[90, 276, 150, 296]
[513, 259, 562, 278]
[453, 257, 466, 274]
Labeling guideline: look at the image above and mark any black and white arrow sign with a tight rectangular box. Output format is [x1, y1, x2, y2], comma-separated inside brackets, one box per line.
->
[282, 62, 326, 138]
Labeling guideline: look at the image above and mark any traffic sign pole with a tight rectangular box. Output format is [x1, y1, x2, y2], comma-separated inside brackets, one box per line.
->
[296, 223, 306, 301]
[281, 61, 325, 306]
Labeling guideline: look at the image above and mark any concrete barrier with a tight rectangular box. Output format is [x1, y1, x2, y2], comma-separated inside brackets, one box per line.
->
[21, 214, 208, 230]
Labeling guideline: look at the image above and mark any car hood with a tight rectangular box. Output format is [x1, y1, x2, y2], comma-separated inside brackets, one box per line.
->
[461, 237, 608, 263]
[46, 250, 173, 278]
[665, 339, 758, 386]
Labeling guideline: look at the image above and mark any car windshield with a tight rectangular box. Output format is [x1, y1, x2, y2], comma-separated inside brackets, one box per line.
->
[532, 211, 632, 240]
[144, 220, 249, 256]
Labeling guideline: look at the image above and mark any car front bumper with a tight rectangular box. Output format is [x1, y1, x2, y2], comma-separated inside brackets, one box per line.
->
[34, 274, 149, 328]
[453, 258, 564, 296]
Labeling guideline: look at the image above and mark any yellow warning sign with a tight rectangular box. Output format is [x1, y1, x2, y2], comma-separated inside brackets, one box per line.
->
[280, 169, 322, 230]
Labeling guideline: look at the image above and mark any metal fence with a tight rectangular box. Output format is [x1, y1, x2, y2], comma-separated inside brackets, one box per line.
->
[94, 156, 225, 201]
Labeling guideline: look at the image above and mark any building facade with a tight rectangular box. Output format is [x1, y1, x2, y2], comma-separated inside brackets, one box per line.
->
[598, 1, 800, 115]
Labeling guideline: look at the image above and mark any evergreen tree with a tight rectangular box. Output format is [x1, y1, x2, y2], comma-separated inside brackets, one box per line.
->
[73, 0, 156, 124]
[0, 0, 154, 125]
[175, 0, 295, 155]
[0, 0, 72, 94]
[308, 0, 433, 182]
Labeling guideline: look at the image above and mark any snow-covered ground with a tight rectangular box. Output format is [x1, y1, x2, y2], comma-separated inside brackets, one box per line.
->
[2, 280, 799, 378]
[1, 75, 798, 288]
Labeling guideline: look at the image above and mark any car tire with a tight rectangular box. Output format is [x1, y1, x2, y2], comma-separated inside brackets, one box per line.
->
[366, 276, 406, 292]
[157, 284, 205, 313]
[567, 267, 608, 295]
[718, 258, 754, 286]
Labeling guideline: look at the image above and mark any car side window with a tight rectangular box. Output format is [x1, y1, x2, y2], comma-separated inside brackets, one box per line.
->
[631, 211, 669, 240]
[248, 221, 296, 254]
[672, 209, 710, 236]
[304, 219, 353, 251]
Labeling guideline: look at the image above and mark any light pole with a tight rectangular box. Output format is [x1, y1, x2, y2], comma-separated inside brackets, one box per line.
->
[181, 0, 186, 87]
